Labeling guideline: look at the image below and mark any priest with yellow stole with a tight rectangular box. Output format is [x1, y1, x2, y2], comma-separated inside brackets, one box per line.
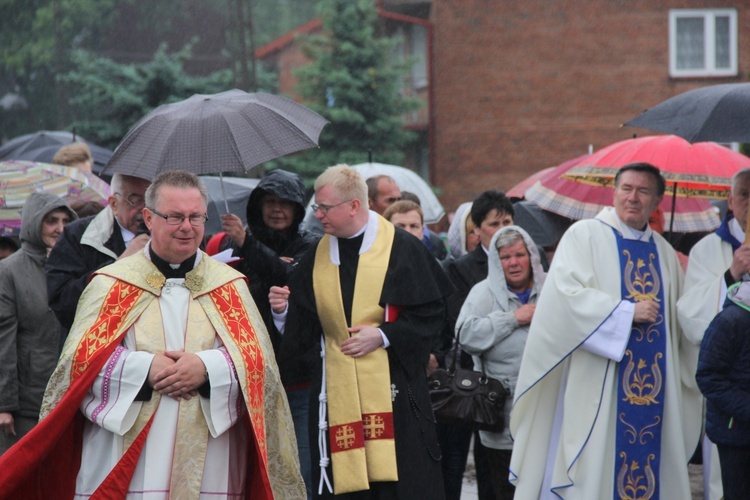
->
[0, 170, 304, 499]
[273, 164, 452, 498]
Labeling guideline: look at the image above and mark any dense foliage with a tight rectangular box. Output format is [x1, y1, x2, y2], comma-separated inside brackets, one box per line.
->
[0, 0, 316, 145]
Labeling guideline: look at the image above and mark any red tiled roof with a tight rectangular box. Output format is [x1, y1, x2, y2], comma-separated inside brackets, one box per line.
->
[254, 18, 322, 59]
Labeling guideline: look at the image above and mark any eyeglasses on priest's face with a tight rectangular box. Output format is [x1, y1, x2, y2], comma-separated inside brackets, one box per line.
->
[311, 199, 352, 215]
[148, 207, 208, 226]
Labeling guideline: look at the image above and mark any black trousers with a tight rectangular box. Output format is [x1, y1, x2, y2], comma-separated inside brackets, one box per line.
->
[483, 446, 515, 500]
[717, 444, 750, 500]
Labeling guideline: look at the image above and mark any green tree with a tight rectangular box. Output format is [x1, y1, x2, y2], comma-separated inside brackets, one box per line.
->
[0, 0, 118, 136]
[275, 0, 421, 182]
[60, 43, 276, 149]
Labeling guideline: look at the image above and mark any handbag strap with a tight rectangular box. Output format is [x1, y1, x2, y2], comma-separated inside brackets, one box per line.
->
[449, 325, 462, 373]
[454, 323, 489, 379]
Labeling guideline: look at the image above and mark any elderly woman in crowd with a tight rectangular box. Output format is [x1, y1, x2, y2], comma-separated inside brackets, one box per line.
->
[456, 225, 546, 499]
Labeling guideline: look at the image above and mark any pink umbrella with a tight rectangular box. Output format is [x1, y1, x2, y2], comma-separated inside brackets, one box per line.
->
[507, 166, 555, 200]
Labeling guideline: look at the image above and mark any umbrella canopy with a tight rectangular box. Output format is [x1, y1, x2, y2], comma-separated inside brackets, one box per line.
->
[199, 175, 260, 236]
[512, 200, 572, 249]
[624, 83, 750, 144]
[0, 160, 110, 236]
[507, 167, 555, 200]
[525, 149, 721, 233]
[102, 89, 328, 180]
[300, 162, 445, 235]
[563, 135, 750, 198]
[0, 130, 113, 175]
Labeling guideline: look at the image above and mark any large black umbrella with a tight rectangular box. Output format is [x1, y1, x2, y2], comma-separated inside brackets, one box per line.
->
[624, 83, 750, 143]
[512, 200, 572, 249]
[0, 130, 113, 175]
[102, 90, 328, 180]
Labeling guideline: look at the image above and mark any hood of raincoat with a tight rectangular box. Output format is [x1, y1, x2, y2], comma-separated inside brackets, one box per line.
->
[245, 169, 306, 249]
[20, 192, 77, 260]
[486, 225, 546, 309]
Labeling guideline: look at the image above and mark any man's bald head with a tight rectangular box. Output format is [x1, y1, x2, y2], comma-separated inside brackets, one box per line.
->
[366, 175, 401, 214]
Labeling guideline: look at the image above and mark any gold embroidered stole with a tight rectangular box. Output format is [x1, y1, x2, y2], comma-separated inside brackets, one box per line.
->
[314, 216, 398, 494]
[206, 282, 268, 468]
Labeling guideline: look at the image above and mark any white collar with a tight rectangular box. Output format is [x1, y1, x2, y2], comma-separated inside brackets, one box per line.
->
[328, 211, 379, 265]
[596, 207, 653, 241]
[730, 217, 746, 243]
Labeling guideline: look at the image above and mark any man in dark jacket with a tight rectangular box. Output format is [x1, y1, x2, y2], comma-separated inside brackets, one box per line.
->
[45, 174, 151, 331]
[221, 168, 318, 498]
[439, 189, 516, 500]
[697, 283, 750, 499]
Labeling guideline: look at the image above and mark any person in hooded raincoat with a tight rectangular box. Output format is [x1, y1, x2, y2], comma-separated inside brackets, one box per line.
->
[456, 225, 546, 499]
[0, 192, 76, 453]
[221, 168, 319, 498]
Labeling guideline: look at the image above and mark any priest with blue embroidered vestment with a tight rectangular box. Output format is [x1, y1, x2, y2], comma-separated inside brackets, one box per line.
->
[509, 163, 702, 499]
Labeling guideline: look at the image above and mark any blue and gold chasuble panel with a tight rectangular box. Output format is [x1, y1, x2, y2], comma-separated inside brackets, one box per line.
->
[612, 230, 666, 500]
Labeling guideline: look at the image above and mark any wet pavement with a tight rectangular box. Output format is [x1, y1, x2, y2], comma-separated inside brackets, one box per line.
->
[459, 435, 705, 499]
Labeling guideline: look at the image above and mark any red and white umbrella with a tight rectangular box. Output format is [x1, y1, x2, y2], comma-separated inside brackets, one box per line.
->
[524, 135, 750, 232]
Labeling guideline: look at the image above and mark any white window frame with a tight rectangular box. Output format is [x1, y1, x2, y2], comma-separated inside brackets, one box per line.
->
[669, 9, 738, 78]
[410, 25, 428, 90]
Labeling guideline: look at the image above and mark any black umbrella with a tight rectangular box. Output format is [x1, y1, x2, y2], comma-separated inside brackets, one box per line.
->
[624, 83, 750, 143]
[0, 130, 113, 175]
[102, 90, 328, 180]
[512, 200, 572, 249]
[199, 175, 259, 235]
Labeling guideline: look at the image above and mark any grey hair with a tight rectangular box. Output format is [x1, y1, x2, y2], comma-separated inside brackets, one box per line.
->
[111, 173, 148, 195]
[495, 228, 527, 252]
[732, 168, 750, 193]
[145, 170, 208, 209]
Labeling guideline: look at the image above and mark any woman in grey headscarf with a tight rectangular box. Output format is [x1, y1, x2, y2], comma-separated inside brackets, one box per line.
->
[456, 225, 546, 499]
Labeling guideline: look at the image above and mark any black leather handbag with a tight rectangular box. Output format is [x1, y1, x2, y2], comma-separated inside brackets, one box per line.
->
[427, 327, 509, 432]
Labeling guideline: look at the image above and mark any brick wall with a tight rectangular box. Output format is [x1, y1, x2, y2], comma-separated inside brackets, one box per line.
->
[431, 0, 750, 213]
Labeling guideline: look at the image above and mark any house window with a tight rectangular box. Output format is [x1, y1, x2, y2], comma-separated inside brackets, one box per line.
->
[669, 9, 737, 77]
[410, 25, 428, 89]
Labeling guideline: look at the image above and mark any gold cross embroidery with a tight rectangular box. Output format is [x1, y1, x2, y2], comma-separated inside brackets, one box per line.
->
[336, 425, 356, 449]
[363, 414, 385, 439]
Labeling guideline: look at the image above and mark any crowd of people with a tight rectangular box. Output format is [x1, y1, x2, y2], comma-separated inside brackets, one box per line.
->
[0, 156, 748, 499]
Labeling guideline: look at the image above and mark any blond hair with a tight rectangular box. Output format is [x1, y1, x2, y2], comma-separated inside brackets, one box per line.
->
[314, 164, 367, 205]
[52, 142, 92, 166]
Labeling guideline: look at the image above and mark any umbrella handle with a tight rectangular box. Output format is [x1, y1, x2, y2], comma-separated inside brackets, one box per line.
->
[219, 172, 230, 214]
[668, 182, 677, 240]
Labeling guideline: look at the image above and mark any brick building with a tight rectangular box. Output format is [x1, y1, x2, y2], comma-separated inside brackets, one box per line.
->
[256, 1, 750, 218]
